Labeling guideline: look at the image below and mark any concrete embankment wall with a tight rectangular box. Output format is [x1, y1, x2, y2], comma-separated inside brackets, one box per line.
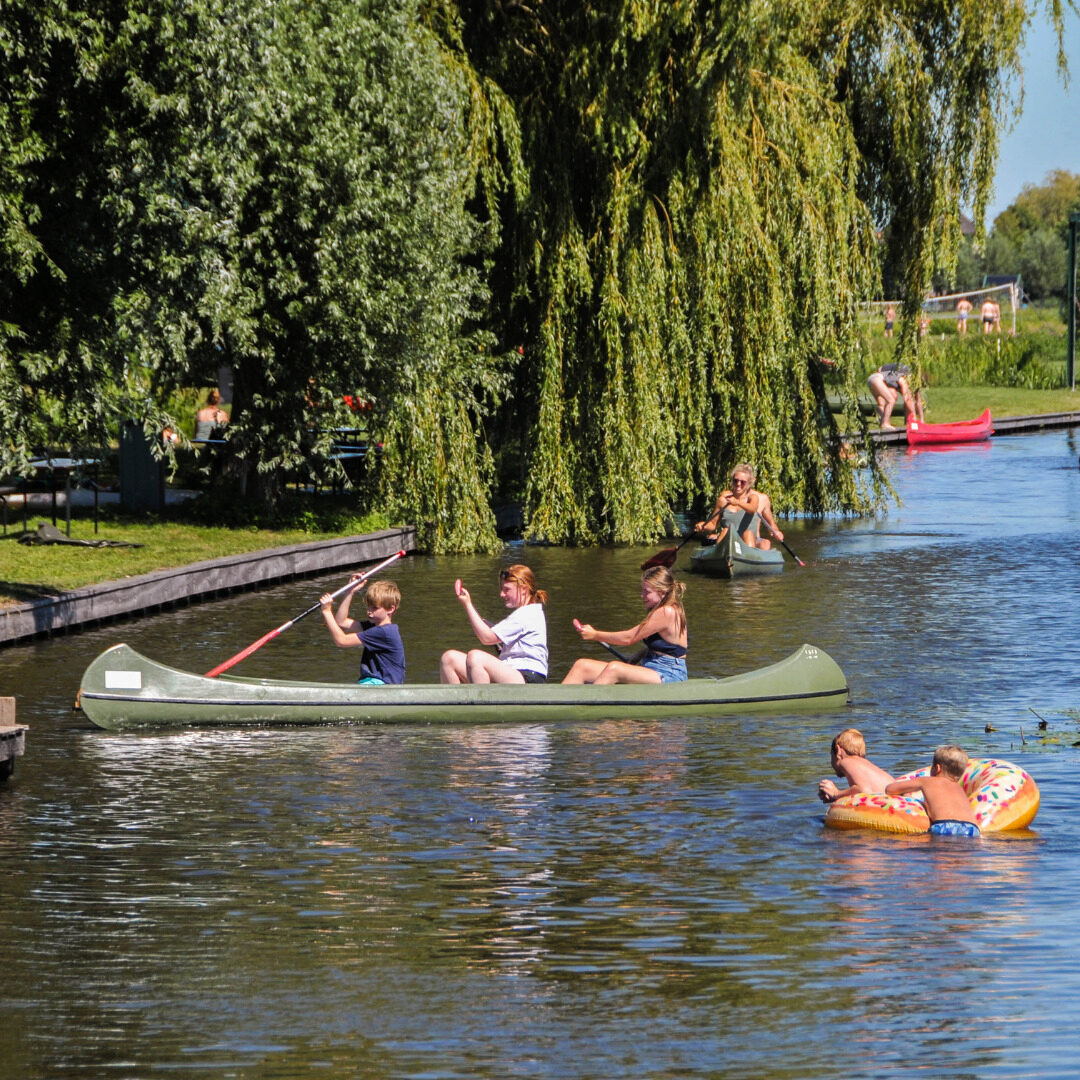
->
[0, 527, 415, 648]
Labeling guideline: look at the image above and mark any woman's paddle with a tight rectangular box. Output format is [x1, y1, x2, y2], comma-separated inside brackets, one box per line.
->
[205, 549, 407, 677]
[640, 529, 697, 571]
[761, 521, 806, 567]
[573, 618, 631, 663]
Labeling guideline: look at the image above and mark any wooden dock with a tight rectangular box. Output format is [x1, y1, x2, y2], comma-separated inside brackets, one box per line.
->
[0, 697, 27, 780]
[0, 526, 416, 647]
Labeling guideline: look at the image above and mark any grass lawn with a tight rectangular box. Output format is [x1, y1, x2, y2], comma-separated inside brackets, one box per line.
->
[924, 386, 1079, 422]
[1, 502, 393, 608]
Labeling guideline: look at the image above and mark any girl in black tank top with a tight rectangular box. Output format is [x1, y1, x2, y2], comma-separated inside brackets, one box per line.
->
[562, 567, 688, 685]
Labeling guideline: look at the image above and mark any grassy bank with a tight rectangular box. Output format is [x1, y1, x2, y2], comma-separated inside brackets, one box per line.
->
[920, 386, 1078, 422]
[1, 498, 392, 607]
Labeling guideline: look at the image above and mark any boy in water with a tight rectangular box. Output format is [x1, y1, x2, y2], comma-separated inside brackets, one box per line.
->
[319, 577, 405, 685]
[885, 745, 980, 837]
[818, 728, 895, 804]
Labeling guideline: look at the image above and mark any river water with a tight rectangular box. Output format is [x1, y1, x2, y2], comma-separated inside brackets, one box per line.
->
[2, 427, 1078, 1079]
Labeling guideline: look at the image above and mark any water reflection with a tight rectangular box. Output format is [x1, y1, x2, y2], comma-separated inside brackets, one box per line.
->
[2, 427, 1080, 1078]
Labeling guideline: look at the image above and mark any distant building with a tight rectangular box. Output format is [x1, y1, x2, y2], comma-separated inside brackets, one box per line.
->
[959, 212, 976, 238]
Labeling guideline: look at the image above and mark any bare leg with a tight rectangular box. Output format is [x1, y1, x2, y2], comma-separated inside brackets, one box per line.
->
[897, 377, 920, 423]
[878, 387, 898, 428]
[440, 649, 468, 684]
[562, 658, 609, 684]
[465, 649, 526, 684]
[592, 661, 662, 685]
[868, 373, 897, 428]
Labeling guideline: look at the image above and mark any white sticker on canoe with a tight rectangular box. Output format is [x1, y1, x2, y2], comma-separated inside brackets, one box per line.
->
[733, 541, 742, 554]
[105, 669, 142, 690]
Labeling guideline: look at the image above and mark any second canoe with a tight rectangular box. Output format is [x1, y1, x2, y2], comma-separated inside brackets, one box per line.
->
[689, 527, 784, 578]
[905, 408, 993, 446]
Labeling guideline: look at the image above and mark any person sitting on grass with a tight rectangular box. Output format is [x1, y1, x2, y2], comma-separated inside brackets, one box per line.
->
[194, 389, 229, 442]
[818, 728, 895, 804]
[563, 566, 687, 685]
[319, 577, 405, 685]
[885, 745, 980, 837]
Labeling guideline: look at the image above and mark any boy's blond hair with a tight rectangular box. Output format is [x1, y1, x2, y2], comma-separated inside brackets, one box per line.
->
[832, 728, 867, 757]
[365, 579, 400, 612]
[933, 744, 969, 780]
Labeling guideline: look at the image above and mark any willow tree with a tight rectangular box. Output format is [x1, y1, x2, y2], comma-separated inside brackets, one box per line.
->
[441, 0, 1055, 543]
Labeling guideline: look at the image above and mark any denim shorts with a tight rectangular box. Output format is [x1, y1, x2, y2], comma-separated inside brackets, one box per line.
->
[639, 653, 688, 683]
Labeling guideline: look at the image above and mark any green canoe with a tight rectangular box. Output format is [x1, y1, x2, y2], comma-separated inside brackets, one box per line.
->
[77, 642, 849, 729]
[689, 526, 785, 578]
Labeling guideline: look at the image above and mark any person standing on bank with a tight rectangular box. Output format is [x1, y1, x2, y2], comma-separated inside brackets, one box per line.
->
[867, 362, 925, 429]
[440, 565, 548, 684]
[955, 296, 972, 334]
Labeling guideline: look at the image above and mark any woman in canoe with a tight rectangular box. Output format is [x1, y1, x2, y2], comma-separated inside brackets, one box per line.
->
[439, 564, 548, 684]
[563, 567, 687, 684]
[694, 463, 783, 550]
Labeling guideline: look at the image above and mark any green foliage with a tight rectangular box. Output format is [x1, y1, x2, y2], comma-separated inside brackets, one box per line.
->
[993, 169, 1080, 246]
[948, 172, 1080, 302]
[920, 336, 1066, 390]
[2, 0, 1064, 551]
[441, 0, 1051, 539]
[0, 0, 504, 551]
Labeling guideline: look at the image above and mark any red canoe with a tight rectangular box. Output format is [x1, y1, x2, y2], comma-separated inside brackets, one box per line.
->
[905, 408, 993, 446]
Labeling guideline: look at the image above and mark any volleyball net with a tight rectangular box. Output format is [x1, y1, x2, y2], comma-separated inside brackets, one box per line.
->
[860, 282, 1018, 335]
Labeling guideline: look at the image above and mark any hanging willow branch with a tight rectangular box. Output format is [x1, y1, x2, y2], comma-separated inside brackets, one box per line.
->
[431, 0, 1051, 542]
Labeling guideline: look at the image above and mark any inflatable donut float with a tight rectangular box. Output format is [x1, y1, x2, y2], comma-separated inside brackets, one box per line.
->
[824, 757, 1039, 834]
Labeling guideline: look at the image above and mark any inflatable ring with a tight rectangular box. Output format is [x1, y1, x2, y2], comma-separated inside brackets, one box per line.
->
[824, 757, 1039, 834]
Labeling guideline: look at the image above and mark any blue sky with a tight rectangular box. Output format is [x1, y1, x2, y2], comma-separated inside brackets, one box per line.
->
[983, 8, 1080, 223]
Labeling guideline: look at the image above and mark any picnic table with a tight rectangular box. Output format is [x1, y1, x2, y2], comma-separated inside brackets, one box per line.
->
[2, 456, 102, 537]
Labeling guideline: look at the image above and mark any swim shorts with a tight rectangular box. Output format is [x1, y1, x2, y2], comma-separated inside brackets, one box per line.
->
[357, 676, 386, 686]
[929, 820, 981, 838]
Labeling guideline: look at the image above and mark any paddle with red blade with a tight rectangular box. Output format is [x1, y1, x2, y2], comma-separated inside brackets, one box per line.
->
[640, 530, 696, 571]
[573, 618, 631, 663]
[205, 549, 407, 677]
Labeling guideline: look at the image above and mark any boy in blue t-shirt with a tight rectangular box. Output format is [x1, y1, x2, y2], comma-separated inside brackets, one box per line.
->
[319, 577, 405, 685]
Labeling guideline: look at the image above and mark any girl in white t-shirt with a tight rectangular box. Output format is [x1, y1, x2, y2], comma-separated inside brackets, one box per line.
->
[440, 564, 549, 684]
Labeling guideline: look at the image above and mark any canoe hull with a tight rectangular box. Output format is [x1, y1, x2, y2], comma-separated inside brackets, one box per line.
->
[77, 642, 849, 729]
[905, 408, 993, 445]
[689, 528, 784, 578]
